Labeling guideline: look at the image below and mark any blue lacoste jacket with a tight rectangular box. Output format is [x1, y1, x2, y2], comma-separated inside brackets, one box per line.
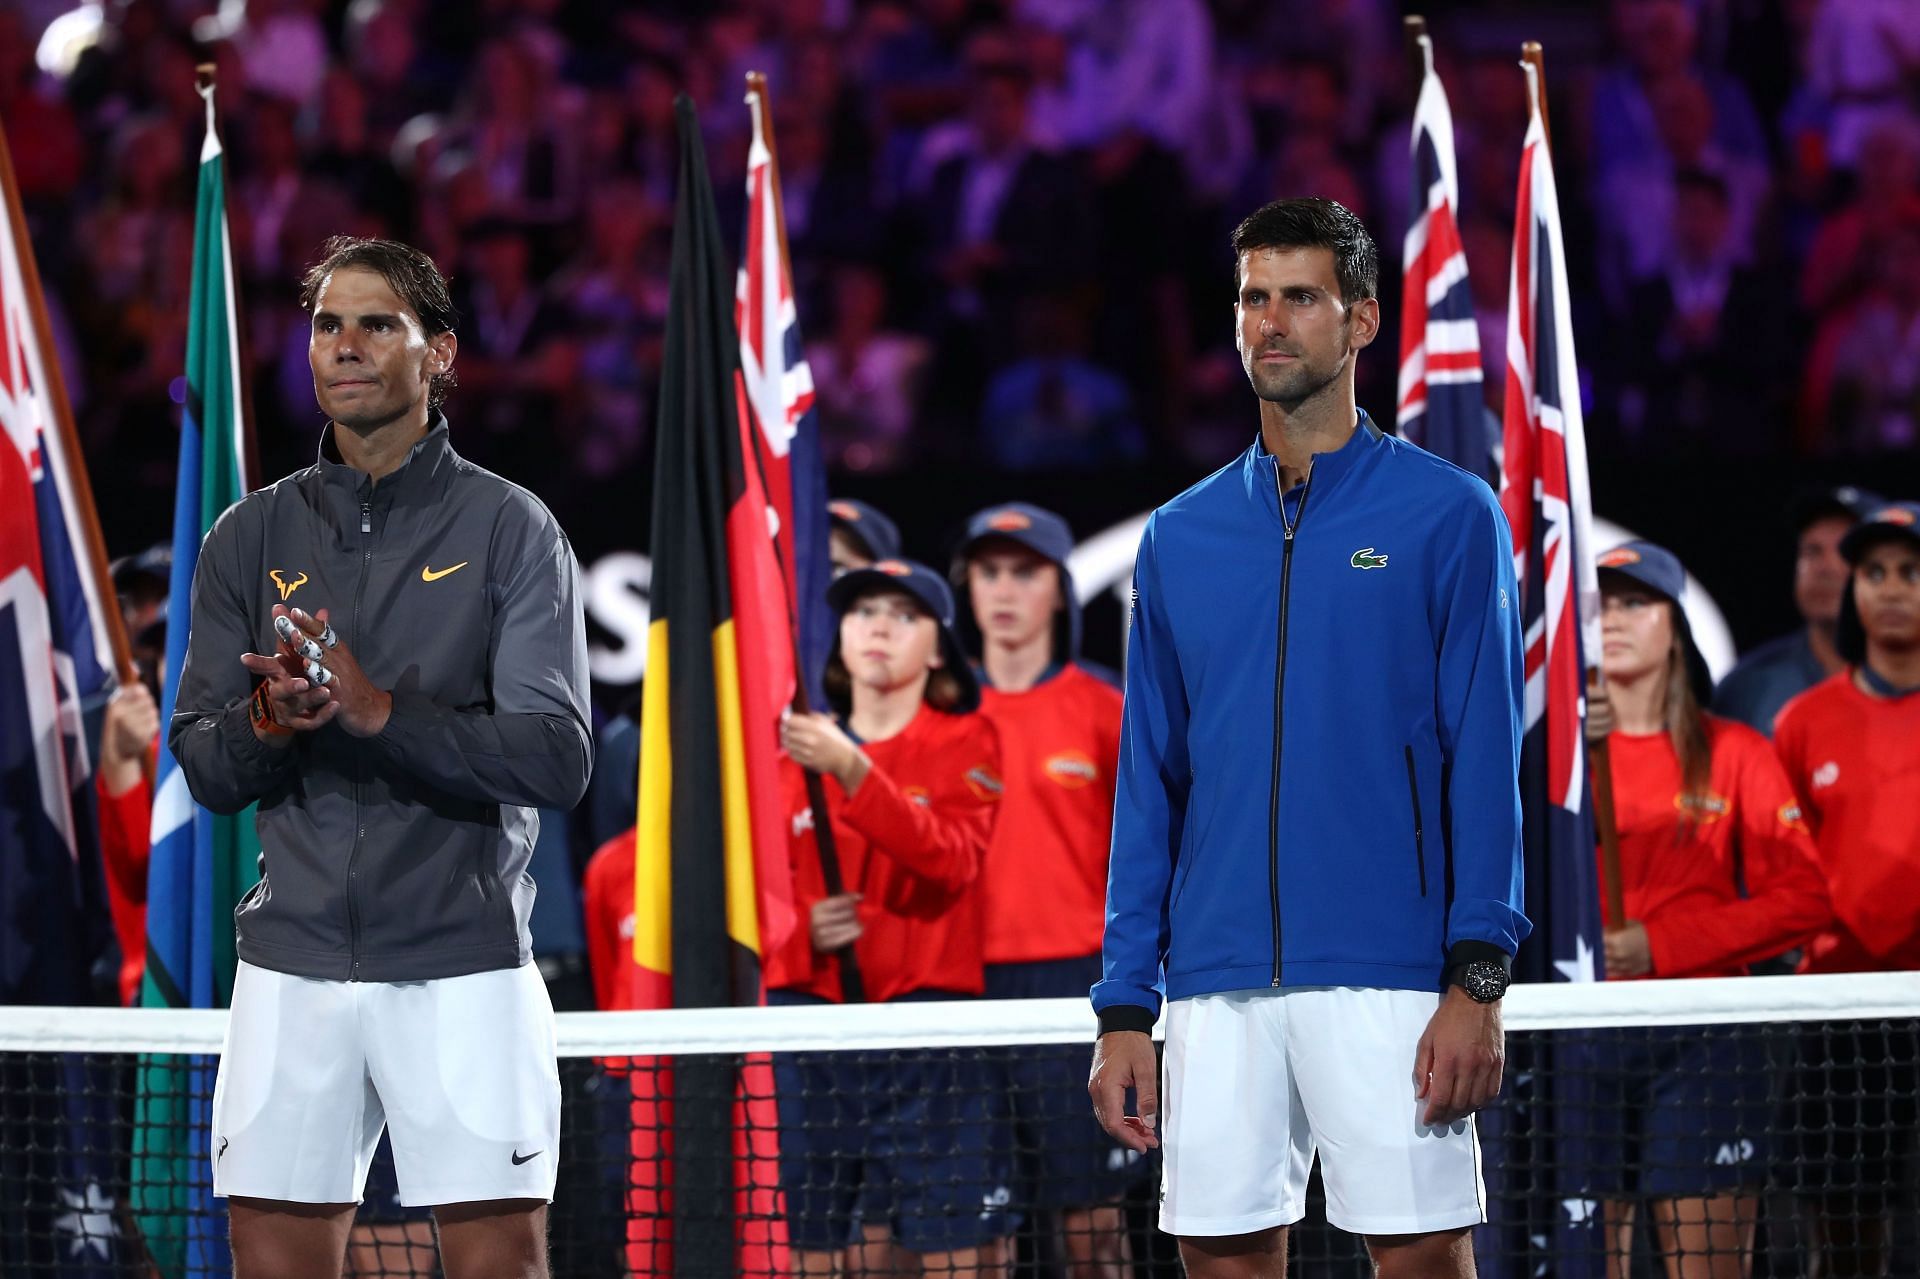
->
[1093, 414, 1531, 1029]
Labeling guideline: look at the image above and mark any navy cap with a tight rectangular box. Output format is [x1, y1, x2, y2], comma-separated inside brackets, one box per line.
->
[826, 558, 980, 713]
[827, 499, 902, 564]
[1597, 540, 1713, 700]
[1786, 485, 1882, 535]
[953, 503, 1082, 663]
[956, 503, 1075, 567]
[1837, 500, 1920, 563]
[1596, 541, 1688, 605]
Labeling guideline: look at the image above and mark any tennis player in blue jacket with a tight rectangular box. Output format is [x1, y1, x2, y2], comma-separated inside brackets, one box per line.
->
[1088, 199, 1529, 1279]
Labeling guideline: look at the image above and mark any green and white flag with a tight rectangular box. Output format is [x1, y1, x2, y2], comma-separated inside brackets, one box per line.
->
[133, 73, 258, 1278]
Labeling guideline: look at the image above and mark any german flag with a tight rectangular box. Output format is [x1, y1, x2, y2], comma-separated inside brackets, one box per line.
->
[625, 94, 798, 1276]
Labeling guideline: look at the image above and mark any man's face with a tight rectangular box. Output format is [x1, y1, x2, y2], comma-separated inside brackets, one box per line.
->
[308, 266, 454, 433]
[1794, 515, 1853, 626]
[1853, 539, 1920, 652]
[1234, 246, 1377, 410]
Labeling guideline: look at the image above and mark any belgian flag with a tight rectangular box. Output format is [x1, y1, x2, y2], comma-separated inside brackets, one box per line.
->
[624, 95, 798, 1276]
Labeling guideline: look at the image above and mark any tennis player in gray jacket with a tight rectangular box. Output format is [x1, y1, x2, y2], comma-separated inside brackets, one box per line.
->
[171, 236, 591, 1279]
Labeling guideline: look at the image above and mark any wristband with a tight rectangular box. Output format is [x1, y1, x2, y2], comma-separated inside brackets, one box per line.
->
[249, 681, 292, 737]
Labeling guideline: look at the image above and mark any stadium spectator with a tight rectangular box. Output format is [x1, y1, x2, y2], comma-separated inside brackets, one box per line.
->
[978, 291, 1145, 470]
[1715, 488, 1878, 735]
[1800, 213, 1920, 453]
[806, 259, 931, 473]
[1607, 169, 1787, 452]
[953, 503, 1137, 1278]
[766, 559, 1006, 1279]
[1772, 500, 1920, 1279]
[1797, 117, 1920, 316]
[1582, 540, 1830, 1279]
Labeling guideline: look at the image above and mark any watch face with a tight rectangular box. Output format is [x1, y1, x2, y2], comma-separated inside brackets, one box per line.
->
[1464, 962, 1509, 1003]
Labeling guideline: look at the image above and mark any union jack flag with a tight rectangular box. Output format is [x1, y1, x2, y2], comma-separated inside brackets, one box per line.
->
[1397, 33, 1488, 481]
[736, 89, 833, 707]
[1500, 62, 1600, 827]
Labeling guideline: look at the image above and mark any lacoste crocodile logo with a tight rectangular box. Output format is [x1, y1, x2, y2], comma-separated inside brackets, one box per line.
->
[1350, 548, 1389, 570]
[269, 570, 308, 601]
[421, 561, 469, 582]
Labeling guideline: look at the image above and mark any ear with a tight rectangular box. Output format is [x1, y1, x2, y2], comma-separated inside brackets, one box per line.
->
[1346, 296, 1381, 352]
[426, 329, 458, 376]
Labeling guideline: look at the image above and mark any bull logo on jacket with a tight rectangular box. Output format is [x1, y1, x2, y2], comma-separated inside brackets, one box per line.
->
[269, 570, 308, 601]
[1045, 751, 1100, 789]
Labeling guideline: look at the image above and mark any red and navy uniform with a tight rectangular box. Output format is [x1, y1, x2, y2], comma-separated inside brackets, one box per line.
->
[96, 758, 154, 1007]
[767, 707, 1009, 1254]
[1602, 717, 1831, 978]
[1580, 715, 1831, 1197]
[1774, 673, 1920, 973]
[973, 664, 1143, 1208]
[1773, 672, 1920, 1203]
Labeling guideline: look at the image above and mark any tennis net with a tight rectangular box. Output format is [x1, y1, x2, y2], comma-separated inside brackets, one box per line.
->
[2, 972, 1916, 1276]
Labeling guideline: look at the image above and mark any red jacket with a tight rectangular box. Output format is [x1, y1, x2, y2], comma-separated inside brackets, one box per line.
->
[1774, 673, 1920, 972]
[1603, 717, 1831, 978]
[766, 708, 1002, 1003]
[96, 764, 153, 1006]
[977, 665, 1121, 964]
[583, 829, 641, 1009]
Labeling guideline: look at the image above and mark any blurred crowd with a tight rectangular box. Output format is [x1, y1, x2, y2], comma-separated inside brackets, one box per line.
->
[4, 0, 1920, 523]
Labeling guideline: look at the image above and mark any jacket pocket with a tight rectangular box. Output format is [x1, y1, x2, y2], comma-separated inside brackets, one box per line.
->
[1404, 745, 1428, 898]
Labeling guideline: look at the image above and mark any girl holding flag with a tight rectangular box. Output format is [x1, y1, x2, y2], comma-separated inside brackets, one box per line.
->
[768, 559, 1007, 1279]
[1584, 540, 1831, 1279]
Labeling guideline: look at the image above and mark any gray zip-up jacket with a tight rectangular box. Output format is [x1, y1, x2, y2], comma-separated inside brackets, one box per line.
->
[169, 418, 593, 982]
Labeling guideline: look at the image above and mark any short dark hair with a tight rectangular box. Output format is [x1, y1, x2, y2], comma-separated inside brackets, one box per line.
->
[299, 236, 460, 410]
[1230, 198, 1378, 307]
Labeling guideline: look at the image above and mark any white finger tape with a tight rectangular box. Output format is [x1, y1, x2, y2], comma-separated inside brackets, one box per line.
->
[273, 614, 298, 643]
[305, 659, 334, 686]
[319, 623, 338, 650]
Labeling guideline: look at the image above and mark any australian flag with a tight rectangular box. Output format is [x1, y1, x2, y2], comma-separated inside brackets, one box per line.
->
[1396, 33, 1491, 484]
[1, 133, 130, 1274]
[737, 80, 833, 707]
[1478, 59, 1608, 1279]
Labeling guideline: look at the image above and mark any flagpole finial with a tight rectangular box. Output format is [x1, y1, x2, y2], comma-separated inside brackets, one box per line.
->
[1519, 42, 1551, 142]
[195, 63, 215, 93]
[1403, 16, 1433, 79]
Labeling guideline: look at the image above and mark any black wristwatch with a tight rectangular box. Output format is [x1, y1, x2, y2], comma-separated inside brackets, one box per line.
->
[1449, 959, 1511, 1004]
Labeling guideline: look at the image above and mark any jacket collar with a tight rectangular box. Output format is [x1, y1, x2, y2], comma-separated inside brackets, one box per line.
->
[1244, 409, 1385, 517]
[316, 414, 454, 506]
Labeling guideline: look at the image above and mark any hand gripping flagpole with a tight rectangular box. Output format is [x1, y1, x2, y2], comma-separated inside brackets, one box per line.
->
[1521, 42, 1624, 931]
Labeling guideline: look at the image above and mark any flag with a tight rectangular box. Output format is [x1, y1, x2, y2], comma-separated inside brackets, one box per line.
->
[737, 77, 834, 708]
[624, 93, 798, 1278]
[1481, 55, 1606, 1279]
[1396, 31, 1491, 481]
[0, 125, 130, 1274]
[133, 77, 258, 1279]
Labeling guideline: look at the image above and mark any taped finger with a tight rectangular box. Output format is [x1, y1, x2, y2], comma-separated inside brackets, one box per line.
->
[318, 623, 338, 649]
[304, 659, 334, 686]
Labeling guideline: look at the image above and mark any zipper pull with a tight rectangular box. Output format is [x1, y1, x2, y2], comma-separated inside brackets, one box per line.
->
[360, 501, 371, 534]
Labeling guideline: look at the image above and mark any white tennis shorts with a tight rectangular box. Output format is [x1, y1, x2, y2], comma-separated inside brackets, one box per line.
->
[211, 960, 561, 1207]
[1160, 986, 1486, 1238]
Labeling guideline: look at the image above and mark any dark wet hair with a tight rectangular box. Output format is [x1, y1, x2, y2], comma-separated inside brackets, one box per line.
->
[1230, 198, 1378, 307]
[299, 236, 460, 409]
